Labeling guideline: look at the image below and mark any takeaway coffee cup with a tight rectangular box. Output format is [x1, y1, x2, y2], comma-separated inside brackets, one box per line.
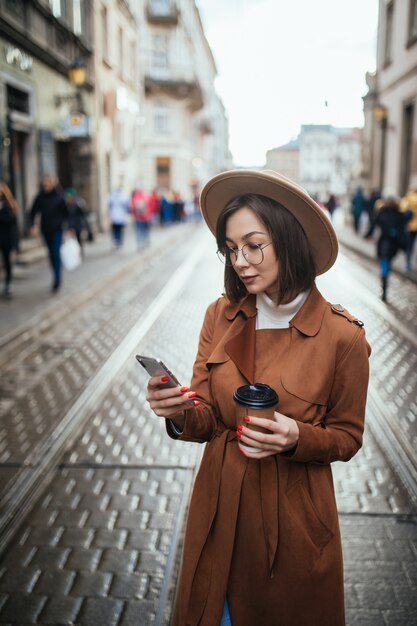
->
[234, 383, 279, 454]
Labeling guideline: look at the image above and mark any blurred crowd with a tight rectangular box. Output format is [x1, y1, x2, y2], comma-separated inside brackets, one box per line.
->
[0, 175, 201, 299]
[350, 183, 417, 302]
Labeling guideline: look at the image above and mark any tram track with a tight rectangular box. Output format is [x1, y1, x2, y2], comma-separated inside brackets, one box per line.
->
[322, 256, 417, 507]
[0, 228, 211, 554]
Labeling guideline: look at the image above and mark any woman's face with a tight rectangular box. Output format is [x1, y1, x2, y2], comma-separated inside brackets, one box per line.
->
[225, 206, 279, 299]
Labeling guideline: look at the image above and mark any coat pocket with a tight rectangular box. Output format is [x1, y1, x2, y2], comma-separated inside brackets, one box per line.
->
[285, 480, 334, 554]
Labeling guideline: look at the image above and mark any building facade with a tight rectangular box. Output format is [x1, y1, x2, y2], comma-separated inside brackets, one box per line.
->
[0, 0, 93, 234]
[137, 0, 231, 199]
[0, 0, 230, 235]
[265, 139, 300, 183]
[93, 0, 142, 228]
[362, 0, 417, 195]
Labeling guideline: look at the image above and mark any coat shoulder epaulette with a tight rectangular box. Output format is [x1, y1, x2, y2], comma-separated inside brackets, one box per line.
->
[330, 303, 364, 327]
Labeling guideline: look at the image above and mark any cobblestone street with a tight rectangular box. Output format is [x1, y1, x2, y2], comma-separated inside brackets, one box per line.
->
[0, 221, 416, 626]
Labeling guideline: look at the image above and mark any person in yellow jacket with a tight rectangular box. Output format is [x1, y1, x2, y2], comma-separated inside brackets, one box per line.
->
[400, 182, 417, 271]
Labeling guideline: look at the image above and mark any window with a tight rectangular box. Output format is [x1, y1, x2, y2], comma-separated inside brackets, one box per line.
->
[156, 156, 171, 190]
[118, 26, 123, 77]
[50, 0, 62, 18]
[102, 6, 109, 62]
[150, 0, 171, 16]
[154, 100, 170, 134]
[409, 0, 417, 44]
[384, 2, 394, 66]
[152, 34, 169, 74]
[7, 85, 29, 114]
[73, 0, 87, 36]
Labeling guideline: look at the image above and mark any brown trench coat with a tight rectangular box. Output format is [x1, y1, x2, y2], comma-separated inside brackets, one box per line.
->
[167, 285, 371, 626]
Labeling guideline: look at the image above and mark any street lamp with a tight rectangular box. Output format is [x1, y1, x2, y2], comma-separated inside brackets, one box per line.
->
[55, 59, 87, 110]
[68, 59, 87, 88]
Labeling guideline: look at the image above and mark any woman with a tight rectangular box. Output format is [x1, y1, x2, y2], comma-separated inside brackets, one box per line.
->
[365, 192, 410, 302]
[0, 182, 19, 298]
[147, 170, 371, 626]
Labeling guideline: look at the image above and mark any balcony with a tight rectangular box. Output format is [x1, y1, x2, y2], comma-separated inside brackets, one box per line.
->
[146, 1, 179, 25]
[145, 66, 204, 111]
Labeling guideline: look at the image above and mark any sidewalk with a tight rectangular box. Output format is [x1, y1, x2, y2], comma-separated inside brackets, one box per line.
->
[332, 208, 417, 285]
[0, 221, 201, 343]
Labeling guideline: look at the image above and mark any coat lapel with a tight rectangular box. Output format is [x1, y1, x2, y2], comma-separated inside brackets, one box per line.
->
[225, 315, 256, 383]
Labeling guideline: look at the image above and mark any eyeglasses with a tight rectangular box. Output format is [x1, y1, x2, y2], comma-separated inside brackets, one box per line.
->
[216, 242, 273, 266]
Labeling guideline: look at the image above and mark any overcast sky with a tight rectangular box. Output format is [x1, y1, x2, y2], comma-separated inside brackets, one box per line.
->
[196, 0, 379, 166]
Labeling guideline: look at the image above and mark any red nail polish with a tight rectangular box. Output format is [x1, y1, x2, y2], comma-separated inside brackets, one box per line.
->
[243, 416, 250, 422]
[188, 392, 197, 399]
[238, 448, 244, 454]
[161, 376, 169, 383]
[193, 400, 200, 407]
[237, 424, 243, 431]
[180, 386, 189, 393]
[236, 431, 241, 438]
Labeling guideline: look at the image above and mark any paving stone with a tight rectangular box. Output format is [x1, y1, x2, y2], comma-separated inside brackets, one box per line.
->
[98, 549, 139, 574]
[383, 609, 417, 625]
[0, 567, 41, 593]
[125, 529, 159, 551]
[54, 509, 89, 527]
[58, 527, 95, 549]
[38, 594, 83, 625]
[345, 608, 383, 626]
[92, 529, 128, 549]
[109, 495, 140, 511]
[393, 585, 417, 610]
[118, 599, 156, 626]
[137, 551, 167, 575]
[84, 510, 118, 529]
[0, 593, 47, 623]
[20, 526, 64, 547]
[375, 538, 416, 561]
[355, 582, 400, 609]
[115, 511, 149, 530]
[110, 573, 149, 599]
[77, 596, 124, 626]
[28, 546, 70, 569]
[70, 570, 113, 597]
[342, 539, 380, 561]
[64, 548, 103, 571]
[0, 546, 36, 567]
[34, 570, 76, 595]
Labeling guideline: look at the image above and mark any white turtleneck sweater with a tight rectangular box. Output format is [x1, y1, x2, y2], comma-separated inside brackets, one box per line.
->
[256, 290, 310, 330]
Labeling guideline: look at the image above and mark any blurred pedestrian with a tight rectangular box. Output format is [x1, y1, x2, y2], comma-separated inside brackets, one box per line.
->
[172, 191, 184, 222]
[130, 185, 152, 250]
[325, 193, 337, 220]
[351, 186, 365, 233]
[107, 181, 129, 248]
[160, 192, 174, 225]
[365, 190, 410, 302]
[0, 182, 19, 298]
[30, 175, 69, 293]
[400, 183, 417, 272]
[64, 187, 89, 256]
[146, 169, 370, 626]
[365, 188, 381, 224]
[148, 188, 161, 225]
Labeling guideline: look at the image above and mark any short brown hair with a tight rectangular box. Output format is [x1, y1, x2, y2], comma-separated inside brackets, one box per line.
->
[216, 193, 316, 304]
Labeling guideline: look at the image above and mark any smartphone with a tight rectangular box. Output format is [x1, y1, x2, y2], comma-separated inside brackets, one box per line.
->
[136, 355, 195, 406]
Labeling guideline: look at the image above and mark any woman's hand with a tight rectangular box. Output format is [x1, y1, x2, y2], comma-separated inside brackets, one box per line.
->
[146, 375, 199, 430]
[236, 410, 299, 459]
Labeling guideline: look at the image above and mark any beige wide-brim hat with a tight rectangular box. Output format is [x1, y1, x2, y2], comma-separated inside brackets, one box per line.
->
[200, 169, 339, 275]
